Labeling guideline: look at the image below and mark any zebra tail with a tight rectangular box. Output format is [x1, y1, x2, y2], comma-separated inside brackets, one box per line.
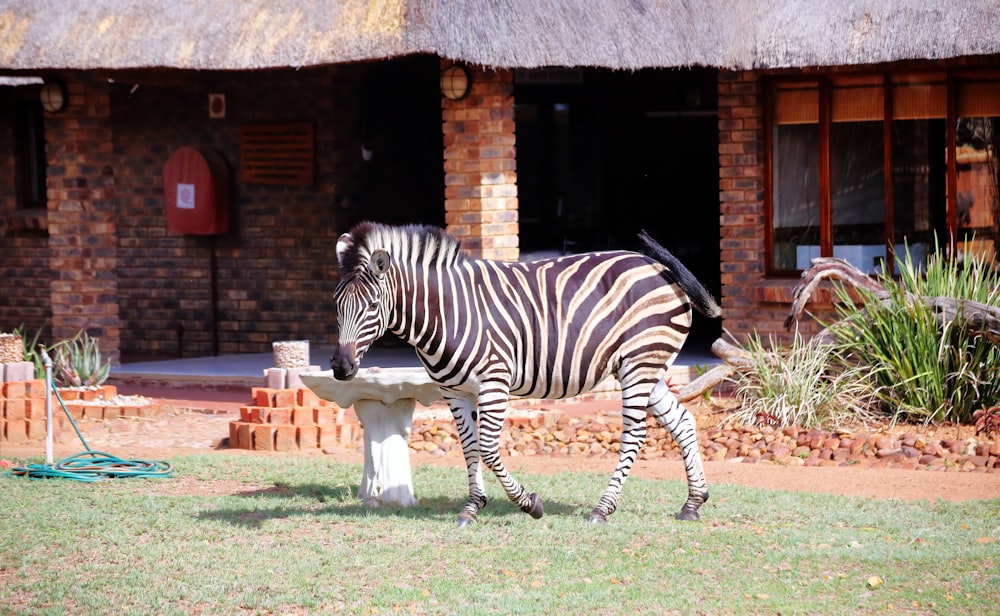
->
[637, 230, 722, 319]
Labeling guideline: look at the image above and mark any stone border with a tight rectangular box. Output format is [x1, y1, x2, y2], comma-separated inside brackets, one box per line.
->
[409, 412, 1000, 472]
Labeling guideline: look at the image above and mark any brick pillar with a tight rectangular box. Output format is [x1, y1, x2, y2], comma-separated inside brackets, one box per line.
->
[46, 74, 120, 364]
[441, 62, 519, 261]
[717, 70, 765, 344]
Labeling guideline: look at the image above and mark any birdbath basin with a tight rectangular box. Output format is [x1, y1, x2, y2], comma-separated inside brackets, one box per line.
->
[300, 368, 443, 507]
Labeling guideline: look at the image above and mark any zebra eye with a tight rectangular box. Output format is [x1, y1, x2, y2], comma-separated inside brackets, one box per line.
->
[366, 300, 379, 312]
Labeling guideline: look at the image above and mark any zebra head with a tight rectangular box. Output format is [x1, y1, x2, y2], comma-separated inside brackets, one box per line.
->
[330, 232, 393, 380]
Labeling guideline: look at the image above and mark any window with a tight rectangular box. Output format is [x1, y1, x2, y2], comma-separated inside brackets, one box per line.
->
[14, 100, 47, 210]
[765, 72, 1000, 275]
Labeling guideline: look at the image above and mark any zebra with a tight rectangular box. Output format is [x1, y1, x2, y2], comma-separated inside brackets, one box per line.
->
[330, 222, 720, 526]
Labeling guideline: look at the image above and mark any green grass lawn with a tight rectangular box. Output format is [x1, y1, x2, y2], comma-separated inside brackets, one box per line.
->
[1, 454, 997, 615]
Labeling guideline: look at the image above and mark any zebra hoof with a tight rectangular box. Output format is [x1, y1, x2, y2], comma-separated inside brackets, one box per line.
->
[675, 507, 701, 522]
[586, 509, 608, 524]
[455, 512, 477, 528]
[522, 493, 544, 519]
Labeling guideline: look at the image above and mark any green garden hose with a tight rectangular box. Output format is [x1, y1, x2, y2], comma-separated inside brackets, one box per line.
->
[10, 450, 173, 481]
[6, 375, 174, 482]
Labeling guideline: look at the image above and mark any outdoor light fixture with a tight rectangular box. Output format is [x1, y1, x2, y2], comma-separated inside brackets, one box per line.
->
[440, 64, 471, 101]
[39, 80, 67, 112]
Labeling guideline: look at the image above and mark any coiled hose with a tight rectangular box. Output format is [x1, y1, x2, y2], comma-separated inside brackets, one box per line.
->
[6, 365, 174, 482]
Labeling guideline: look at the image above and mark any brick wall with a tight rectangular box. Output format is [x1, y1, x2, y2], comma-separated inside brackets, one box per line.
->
[0, 60, 450, 360]
[107, 60, 444, 357]
[111, 68, 357, 356]
[0, 94, 54, 336]
[442, 63, 519, 261]
[717, 70, 827, 344]
[45, 75, 121, 362]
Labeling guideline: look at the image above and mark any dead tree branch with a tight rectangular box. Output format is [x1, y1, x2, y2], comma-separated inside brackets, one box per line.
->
[676, 338, 752, 403]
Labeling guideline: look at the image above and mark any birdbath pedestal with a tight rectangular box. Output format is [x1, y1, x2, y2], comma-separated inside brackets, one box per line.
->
[300, 368, 442, 508]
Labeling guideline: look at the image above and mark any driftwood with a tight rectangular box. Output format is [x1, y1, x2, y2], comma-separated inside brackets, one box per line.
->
[675, 338, 749, 403]
[784, 257, 1000, 346]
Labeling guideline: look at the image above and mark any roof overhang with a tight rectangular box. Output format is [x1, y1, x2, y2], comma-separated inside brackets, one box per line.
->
[0, 1, 998, 72]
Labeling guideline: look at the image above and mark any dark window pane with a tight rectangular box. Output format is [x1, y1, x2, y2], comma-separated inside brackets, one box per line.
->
[892, 119, 946, 270]
[14, 102, 47, 209]
[830, 121, 887, 273]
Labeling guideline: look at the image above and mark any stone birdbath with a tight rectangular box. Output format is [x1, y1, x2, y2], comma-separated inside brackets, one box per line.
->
[300, 368, 443, 508]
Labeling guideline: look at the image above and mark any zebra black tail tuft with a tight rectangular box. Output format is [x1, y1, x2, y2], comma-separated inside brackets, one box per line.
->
[637, 230, 722, 319]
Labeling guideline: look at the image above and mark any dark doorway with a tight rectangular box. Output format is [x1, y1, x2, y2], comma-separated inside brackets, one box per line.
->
[514, 67, 722, 345]
[354, 55, 445, 228]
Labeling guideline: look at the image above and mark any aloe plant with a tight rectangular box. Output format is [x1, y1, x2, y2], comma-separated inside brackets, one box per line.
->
[12, 324, 59, 379]
[53, 331, 111, 387]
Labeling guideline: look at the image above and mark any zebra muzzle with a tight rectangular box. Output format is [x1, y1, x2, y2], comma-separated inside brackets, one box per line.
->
[330, 342, 359, 381]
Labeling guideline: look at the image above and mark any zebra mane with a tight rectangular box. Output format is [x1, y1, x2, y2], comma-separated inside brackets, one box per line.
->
[340, 222, 466, 274]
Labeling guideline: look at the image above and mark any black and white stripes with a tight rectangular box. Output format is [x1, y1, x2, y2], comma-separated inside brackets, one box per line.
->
[331, 222, 718, 525]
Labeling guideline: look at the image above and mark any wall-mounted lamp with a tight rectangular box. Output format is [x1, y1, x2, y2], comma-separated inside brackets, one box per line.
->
[440, 64, 471, 101]
[40, 80, 67, 113]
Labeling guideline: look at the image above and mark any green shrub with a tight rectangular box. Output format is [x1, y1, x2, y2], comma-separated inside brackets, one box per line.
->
[727, 331, 880, 429]
[829, 244, 1000, 424]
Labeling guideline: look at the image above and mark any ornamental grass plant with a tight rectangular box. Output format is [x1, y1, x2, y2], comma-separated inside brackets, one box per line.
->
[829, 245, 1000, 425]
[727, 331, 881, 429]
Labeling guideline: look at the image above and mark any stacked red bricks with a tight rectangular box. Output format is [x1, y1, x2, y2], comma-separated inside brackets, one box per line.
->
[1, 379, 53, 443]
[229, 387, 361, 452]
[0, 381, 148, 444]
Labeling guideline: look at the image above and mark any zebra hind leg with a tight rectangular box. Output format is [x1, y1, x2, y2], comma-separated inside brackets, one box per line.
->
[646, 379, 709, 521]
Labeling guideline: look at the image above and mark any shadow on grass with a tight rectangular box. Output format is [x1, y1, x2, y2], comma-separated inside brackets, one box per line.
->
[195, 480, 581, 528]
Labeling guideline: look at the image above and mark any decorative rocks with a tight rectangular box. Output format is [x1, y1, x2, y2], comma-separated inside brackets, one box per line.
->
[0, 333, 22, 364]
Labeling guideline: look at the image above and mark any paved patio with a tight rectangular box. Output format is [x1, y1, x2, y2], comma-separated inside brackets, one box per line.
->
[110, 343, 720, 390]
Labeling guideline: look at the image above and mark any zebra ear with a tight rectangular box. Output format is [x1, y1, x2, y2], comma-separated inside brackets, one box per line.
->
[336, 233, 354, 265]
[369, 249, 390, 275]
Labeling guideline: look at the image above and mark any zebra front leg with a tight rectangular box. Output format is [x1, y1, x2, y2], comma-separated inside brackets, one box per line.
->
[587, 406, 646, 524]
[444, 392, 487, 527]
[477, 388, 544, 519]
[647, 379, 709, 521]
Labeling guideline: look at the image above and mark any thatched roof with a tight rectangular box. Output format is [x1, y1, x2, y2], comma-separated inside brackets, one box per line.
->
[0, 0, 997, 72]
